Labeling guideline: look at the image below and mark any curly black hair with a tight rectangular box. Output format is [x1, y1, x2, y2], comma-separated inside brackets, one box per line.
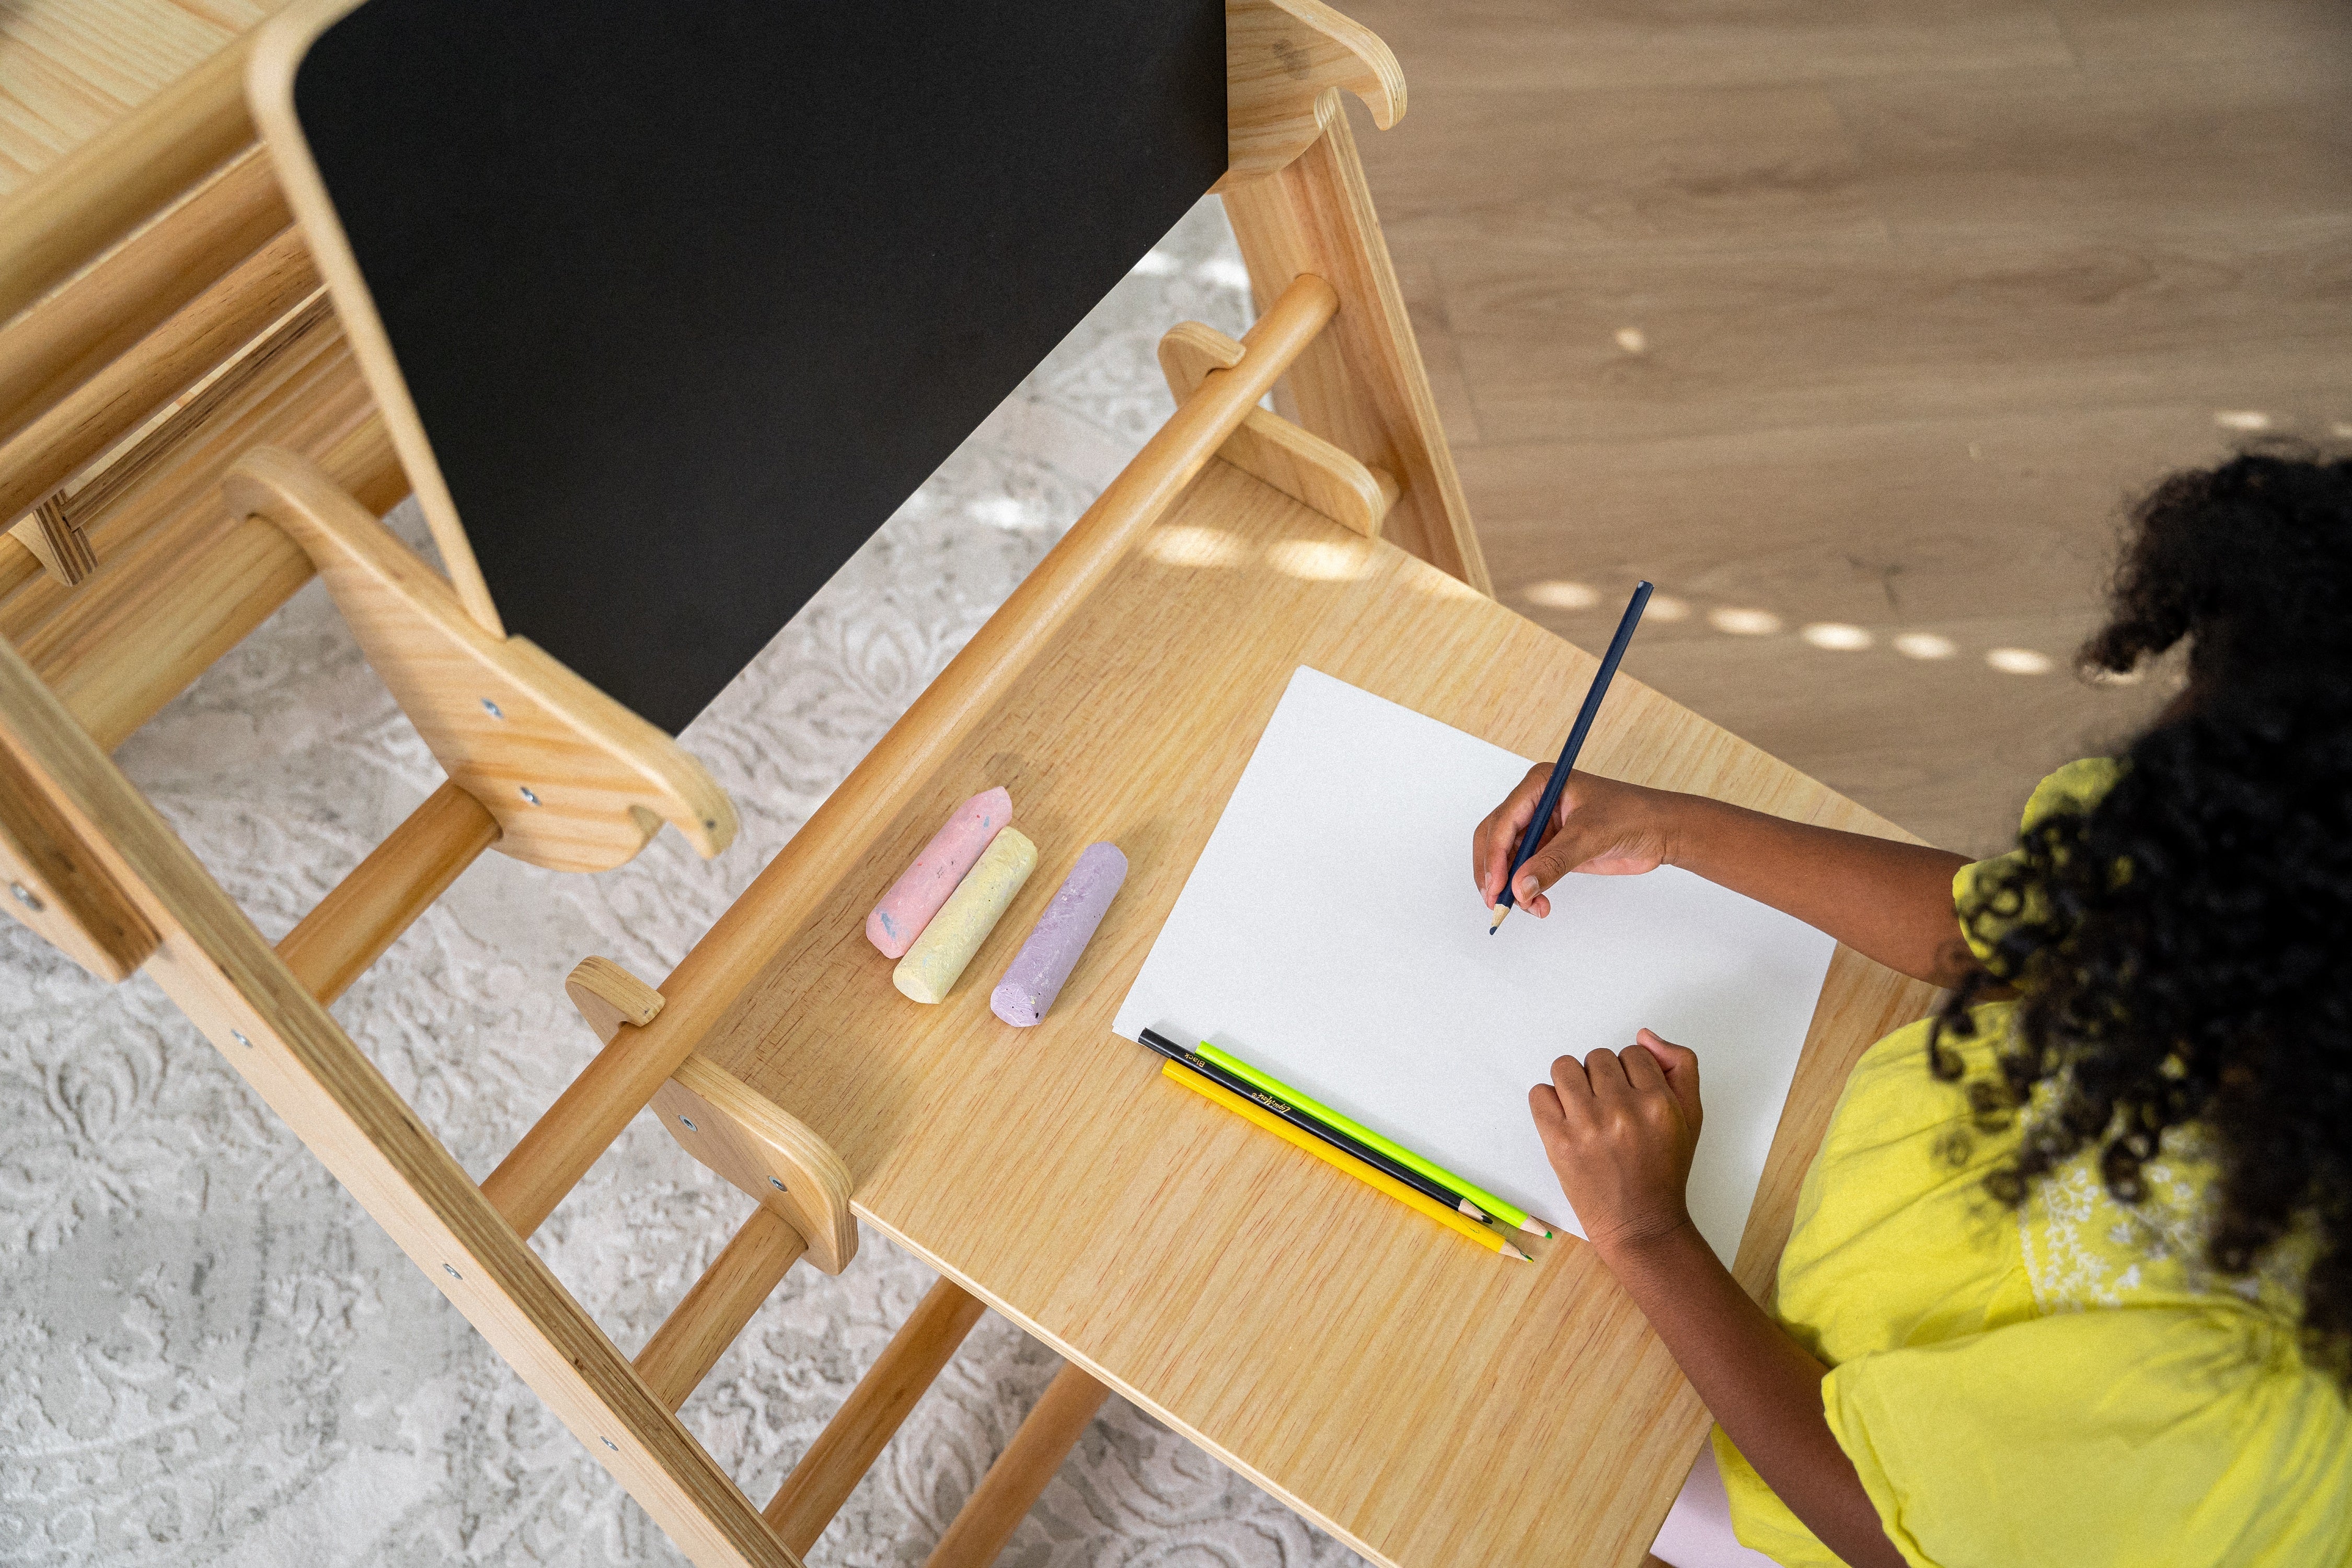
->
[1930, 448, 2352, 1382]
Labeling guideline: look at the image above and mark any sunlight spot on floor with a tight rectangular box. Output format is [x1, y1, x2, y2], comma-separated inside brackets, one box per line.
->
[1145, 525, 1245, 568]
[1129, 250, 1181, 278]
[972, 495, 1042, 532]
[1523, 579, 1599, 609]
[1269, 539, 1371, 580]
[1893, 632, 1957, 661]
[2214, 409, 2272, 432]
[2082, 663, 2145, 686]
[1708, 607, 1782, 636]
[1801, 622, 1872, 651]
[2333, 422, 2352, 441]
[1987, 647, 2053, 675]
[1615, 327, 1647, 354]
[1646, 593, 1690, 622]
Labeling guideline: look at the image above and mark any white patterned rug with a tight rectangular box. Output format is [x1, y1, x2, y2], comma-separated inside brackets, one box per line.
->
[1, 199, 1370, 1568]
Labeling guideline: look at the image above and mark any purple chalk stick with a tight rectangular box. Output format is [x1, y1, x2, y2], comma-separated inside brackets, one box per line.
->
[866, 787, 1012, 958]
[990, 843, 1127, 1027]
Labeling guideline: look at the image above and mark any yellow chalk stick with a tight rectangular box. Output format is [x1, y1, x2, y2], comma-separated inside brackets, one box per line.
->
[893, 827, 1036, 1003]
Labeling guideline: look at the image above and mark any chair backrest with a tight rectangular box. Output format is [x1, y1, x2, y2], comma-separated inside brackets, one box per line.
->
[250, 0, 1230, 731]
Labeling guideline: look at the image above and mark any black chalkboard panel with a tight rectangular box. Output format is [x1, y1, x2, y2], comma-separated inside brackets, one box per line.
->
[293, 1, 1225, 732]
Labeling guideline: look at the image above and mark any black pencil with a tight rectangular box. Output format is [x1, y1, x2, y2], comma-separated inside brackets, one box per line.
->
[1136, 1029, 1496, 1226]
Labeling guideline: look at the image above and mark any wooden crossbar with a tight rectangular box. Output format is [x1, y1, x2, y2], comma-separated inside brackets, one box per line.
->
[0, 146, 289, 446]
[635, 1206, 809, 1412]
[765, 1278, 988, 1554]
[278, 779, 501, 1006]
[478, 271, 1341, 1240]
[0, 36, 259, 327]
[0, 226, 319, 528]
[923, 1363, 1112, 1568]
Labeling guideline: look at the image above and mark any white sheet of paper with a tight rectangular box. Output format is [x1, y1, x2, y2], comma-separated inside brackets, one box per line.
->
[1113, 666, 1838, 1263]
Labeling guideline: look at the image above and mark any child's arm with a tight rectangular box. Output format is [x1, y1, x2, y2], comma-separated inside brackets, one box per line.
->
[1475, 768, 1979, 987]
[1534, 1031, 1907, 1568]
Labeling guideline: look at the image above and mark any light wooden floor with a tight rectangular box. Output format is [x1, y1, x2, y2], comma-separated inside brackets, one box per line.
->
[10, 1, 2351, 848]
[1343, 0, 2352, 849]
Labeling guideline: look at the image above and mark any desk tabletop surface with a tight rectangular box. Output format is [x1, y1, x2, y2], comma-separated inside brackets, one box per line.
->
[695, 458, 1938, 1567]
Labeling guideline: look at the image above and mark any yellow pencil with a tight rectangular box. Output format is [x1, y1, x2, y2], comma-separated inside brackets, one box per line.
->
[1163, 1060, 1532, 1260]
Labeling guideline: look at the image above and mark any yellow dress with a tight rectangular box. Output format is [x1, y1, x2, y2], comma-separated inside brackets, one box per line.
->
[1716, 759, 2351, 1567]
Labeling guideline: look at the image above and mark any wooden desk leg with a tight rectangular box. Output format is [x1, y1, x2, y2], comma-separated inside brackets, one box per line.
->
[765, 1277, 988, 1555]
[923, 1362, 1111, 1568]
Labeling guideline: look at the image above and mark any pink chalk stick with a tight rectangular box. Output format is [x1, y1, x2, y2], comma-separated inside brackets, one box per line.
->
[990, 842, 1127, 1027]
[866, 787, 1012, 958]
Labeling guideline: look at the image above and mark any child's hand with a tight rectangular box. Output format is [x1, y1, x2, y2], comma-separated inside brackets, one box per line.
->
[1472, 767, 1678, 917]
[1530, 1029, 1703, 1256]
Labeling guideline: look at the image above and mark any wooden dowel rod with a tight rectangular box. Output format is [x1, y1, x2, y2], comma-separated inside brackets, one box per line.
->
[922, 1363, 1111, 1568]
[0, 226, 318, 527]
[278, 780, 500, 1006]
[764, 1277, 988, 1555]
[634, 1206, 808, 1412]
[0, 146, 289, 445]
[478, 272, 1339, 1239]
[0, 34, 259, 327]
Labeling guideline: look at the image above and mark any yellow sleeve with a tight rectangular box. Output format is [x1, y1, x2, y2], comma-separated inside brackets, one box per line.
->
[1825, 1307, 2352, 1568]
[1954, 757, 2121, 963]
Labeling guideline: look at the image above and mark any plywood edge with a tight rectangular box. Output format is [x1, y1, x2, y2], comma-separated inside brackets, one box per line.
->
[0, 634, 798, 1568]
[244, 0, 503, 638]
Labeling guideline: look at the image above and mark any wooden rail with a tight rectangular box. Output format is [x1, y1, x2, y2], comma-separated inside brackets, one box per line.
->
[922, 1363, 1111, 1567]
[0, 146, 289, 445]
[764, 1278, 988, 1555]
[278, 780, 501, 1006]
[635, 1207, 809, 1412]
[0, 227, 319, 527]
[478, 272, 1342, 1239]
[0, 35, 259, 327]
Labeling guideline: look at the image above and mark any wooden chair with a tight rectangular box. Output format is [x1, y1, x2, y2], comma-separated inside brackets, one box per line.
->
[0, 4, 1549, 1564]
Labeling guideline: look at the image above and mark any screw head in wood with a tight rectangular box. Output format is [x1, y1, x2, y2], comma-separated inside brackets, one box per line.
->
[443, 1263, 462, 1281]
[769, 1177, 786, 1192]
[480, 698, 504, 719]
[8, 881, 39, 910]
[678, 1115, 697, 1131]
[599, 1436, 619, 1452]
[518, 786, 541, 805]
[230, 1030, 252, 1048]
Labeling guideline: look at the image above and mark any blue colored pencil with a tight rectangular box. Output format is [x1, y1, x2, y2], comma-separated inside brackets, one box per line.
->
[1490, 580, 1654, 933]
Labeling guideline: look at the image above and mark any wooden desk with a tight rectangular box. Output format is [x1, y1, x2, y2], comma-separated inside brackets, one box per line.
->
[685, 458, 1941, 1567]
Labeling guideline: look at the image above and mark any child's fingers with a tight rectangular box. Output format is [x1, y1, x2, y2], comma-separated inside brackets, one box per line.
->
[1633, 1028, 1703, 1126]
[1474, 763, 1554, 903]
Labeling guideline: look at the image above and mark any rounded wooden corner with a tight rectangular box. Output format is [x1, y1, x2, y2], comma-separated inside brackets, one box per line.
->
[655, 1055, 858, 1276]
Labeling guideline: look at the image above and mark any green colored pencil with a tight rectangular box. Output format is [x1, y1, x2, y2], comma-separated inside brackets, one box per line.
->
[1190, 1039, 1558, 1239]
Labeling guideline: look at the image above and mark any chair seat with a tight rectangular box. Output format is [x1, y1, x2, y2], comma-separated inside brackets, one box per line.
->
[681, 456, 1927, 1567]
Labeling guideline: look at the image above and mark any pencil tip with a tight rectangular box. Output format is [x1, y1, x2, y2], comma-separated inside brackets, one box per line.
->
[1506, 1243, 1532, 1262]
[1488, 906, 1507, 933]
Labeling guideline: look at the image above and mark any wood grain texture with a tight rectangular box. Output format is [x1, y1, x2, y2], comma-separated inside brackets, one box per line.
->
[0, 728, 155, 980]
[671, 459, 1939, 1568]
[1219, 0, 1402, 190]
[0, 29, 259, 322]
[1221, 94, 1490, 593]
[1159, 319, 1397, 537]
[635, 1205, 809, 1413]
[567, 954, 666, 1044]
[242, 0, 502, 635]
[0, 633, 804, 1568]
[921, 1363, 1113, 1568]
[0, 224, 318, 526]
[276, 778, 499, 1007]
[9, 498, 93, 583]
[764, 1278, 989, 1556]
[651, 1057, 858, 1277]
[219, 447, 736, 872]
[0, 144, 288, 444]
